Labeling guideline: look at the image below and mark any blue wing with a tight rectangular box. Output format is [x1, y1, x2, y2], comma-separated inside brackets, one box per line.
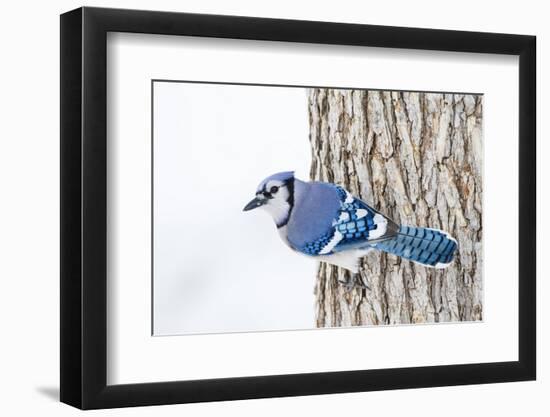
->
[300, 186, 398, 256]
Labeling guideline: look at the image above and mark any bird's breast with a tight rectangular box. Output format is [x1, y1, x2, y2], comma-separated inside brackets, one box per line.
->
[276, 225, 304, 254]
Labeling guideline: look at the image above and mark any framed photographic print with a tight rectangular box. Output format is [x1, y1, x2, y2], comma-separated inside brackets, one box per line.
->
[60, 6, 536, 409]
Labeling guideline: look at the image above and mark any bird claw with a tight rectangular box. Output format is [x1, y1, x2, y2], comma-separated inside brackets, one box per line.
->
[338, 272, 370, 293]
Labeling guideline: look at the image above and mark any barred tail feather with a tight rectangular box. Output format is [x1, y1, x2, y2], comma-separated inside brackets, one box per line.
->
[373, 225, 457, 268]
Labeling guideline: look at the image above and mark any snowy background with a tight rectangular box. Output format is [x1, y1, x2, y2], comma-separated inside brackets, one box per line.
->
[153, 81, 317, 335]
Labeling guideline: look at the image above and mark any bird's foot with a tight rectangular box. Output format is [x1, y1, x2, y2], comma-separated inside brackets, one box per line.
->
[338, 272, 370, 293]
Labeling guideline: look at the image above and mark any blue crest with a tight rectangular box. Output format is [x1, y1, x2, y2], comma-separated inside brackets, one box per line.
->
[256, 171, 295, 193]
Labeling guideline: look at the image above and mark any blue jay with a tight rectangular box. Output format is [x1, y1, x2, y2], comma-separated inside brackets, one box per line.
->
[243, 171, 457, 282]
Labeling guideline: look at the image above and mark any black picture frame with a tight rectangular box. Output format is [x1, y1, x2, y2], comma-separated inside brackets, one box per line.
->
[60, 6, 536, 410]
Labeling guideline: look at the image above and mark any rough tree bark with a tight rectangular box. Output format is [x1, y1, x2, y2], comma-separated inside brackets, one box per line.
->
[307, 89, 483, 327]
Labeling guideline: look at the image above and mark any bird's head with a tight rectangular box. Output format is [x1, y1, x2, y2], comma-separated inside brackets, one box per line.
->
[243, 171, 295, 228]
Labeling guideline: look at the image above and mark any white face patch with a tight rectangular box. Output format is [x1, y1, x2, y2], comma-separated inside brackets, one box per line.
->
[264, 180, 281, 190]
[258, 180, 292, 226]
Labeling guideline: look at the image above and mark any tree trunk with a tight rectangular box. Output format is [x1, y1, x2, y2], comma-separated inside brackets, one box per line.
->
[307, 89, 483, 327]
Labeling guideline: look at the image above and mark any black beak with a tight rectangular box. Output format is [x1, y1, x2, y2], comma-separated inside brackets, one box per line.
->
[243, 196, 266, 212]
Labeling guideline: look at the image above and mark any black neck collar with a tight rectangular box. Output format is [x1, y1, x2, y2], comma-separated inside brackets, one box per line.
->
[276, 178, 294, 229]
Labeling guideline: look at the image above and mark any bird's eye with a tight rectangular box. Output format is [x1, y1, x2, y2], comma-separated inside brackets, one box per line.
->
[270, 186, 279, 194]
